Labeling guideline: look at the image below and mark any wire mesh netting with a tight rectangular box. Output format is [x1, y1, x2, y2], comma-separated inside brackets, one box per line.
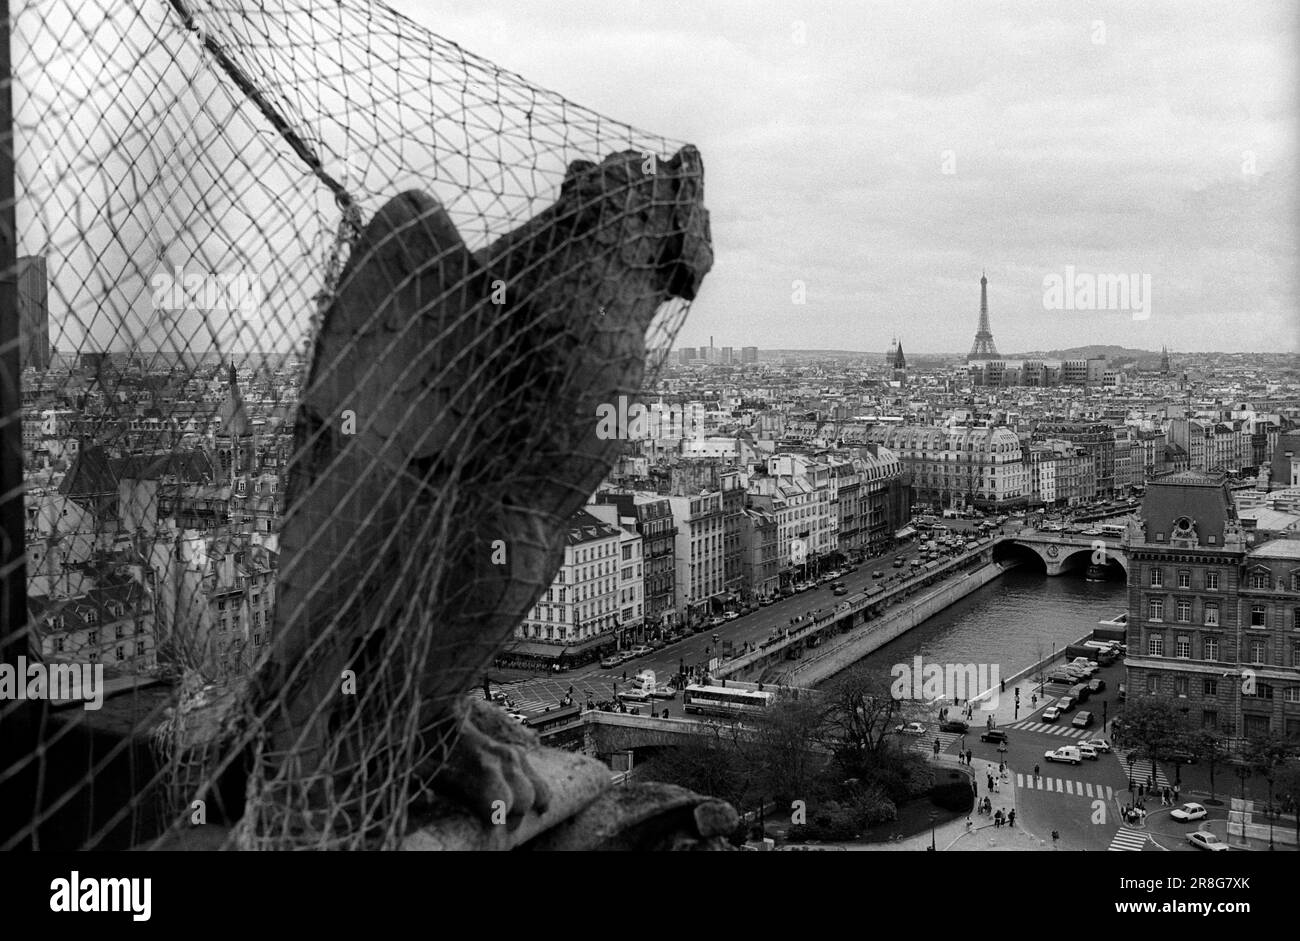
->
[1, 0, 710, 849]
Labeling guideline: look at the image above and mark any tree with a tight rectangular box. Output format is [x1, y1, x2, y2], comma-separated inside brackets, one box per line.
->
[1272, 759, 1300, 849]
[1188, 727, 1230, 804]
[745, 694, 826, 807]
[1118, 695, 1191, 789]
[820, 666, 909, 774]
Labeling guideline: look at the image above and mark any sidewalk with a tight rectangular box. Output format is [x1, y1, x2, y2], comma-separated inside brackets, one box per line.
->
[836, 754, 1045, 851]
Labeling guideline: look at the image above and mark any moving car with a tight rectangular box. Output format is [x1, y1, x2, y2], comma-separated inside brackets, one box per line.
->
[1187, 831, 1229, 852]
[1170, 803, 1208, 823]
[629, 645, 652, 658]
[893, 558, 905, 568]
[895, 721, 927, 736]
[1044, 746, 1082, 765]
[600, 655, 622, 669]
[1040, 705, 1061, 722]
[872, 570, 885, 578]
[1071, 710, 1094, 728]
[616, 688, 651, 704]
[980, 729, 1009, 744]
[940, 719, 969, 733]
[506, 712, 530, 724]
[1087, 678, 1106, 693]
[724, 611, 739, 621]
[1083, 738, 1111, 753]
[1055, 695, 1076, 713]
[833, 584, 848, 596]
[1076, 743, 1099, 760]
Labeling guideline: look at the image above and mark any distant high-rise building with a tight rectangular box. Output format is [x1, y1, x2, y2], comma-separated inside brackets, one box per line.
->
[678, 347, 694, 366]
[968, 271, 999, 360]
[892, 340, 907, 383]
[17, 255, 50, 371]
[885, 337, 898, 367]
[1160, 346, 1170, 376]
[741, 346, 758, 364]
[721, 346, 734, 365]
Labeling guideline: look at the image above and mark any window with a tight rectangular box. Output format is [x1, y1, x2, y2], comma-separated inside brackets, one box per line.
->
[115, 624, 125, 639]
[1202, 709, 1218, 729]
[1204, 636, 1219, 661]
[1285, 687, 1300, 704]
[1251, 605, 1267, 628]
[1149, 599, 1164, 621]
[1250, 640, 1266, 664]
[1250, 571, 1269, 589]
[87, 630, 97, 645]
[54, 637, 65, 653]
[1175, 635, 1191, 658]
[1174, 676, 1189, 698]
[1207, 571, 1219, 590]
[1177, 601, 1191, 623]
[1203, 677, 1218, 696]
[1244, 682, 1273, 700]
[1146, 673, 1160, 694]
[1148, 634, 1164, 656]
[1207, 534, 1217, 545]
[1205, 603, 1219, 627]
[136, 641, 145, 656]
[116, 645, 125, 660]
[1293, 642, 1300, 668]
[1178, 570, 1190, 589]
[1150, 568, 1163, 588]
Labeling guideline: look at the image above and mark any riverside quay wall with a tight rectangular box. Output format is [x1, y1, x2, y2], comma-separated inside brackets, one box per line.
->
[713, 537, 1014, 686]
[783, 561, 1013, 688]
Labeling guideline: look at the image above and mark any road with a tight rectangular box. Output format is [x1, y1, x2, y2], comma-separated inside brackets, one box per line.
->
[488, 520, 1003, 716]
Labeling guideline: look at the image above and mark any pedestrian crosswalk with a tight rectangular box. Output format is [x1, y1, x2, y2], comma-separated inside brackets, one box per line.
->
[1108, 827, 1148, 851]
[1015, 772, 1114, 800]
[1008, 719, 1095, 739]
[912, 730, 963, 756]
[1115, 751, 1172, 790]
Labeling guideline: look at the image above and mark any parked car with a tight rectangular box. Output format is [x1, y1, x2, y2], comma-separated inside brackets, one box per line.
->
[1071, 710, 1094, 728]
[833, 585, 848, 596]
[506, 712, 530, 724]
[1040, 706, 1061, 722]
[980, 729, 1008, 744]
[940, 719, 969, 734]
[616, 688, 651, 704]
[895, 721, 927, 736]
[629, 645, 652, 658]
[724, 611, 739, 621]
[1083, 738, 1111, 753]
[1076, 743, 1099, 760]
[1171, 803, 1208, 823]
[1045, 671, 1077, 685]
[1087, 678, 1106, 693]
[1044, 746, 1082, 765]
[1187, 831, 1230, 852]
[893, 558, 905, 568]
[1166, 748, 1199, 765]
[872, 570, 884, 578]
[600, 655, 622, 669]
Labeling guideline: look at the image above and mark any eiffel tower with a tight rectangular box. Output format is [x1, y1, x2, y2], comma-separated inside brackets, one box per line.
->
[968, 270, 999, 359]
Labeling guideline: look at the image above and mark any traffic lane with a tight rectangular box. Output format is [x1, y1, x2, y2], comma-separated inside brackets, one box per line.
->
[1015, 784, 1114, 851]
[1133, 801, 1230, 851]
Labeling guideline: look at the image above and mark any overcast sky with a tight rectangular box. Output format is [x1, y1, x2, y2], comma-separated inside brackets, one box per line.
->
[389, 0, 1297, 355]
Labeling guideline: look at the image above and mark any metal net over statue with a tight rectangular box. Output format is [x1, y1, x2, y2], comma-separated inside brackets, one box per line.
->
[2, 0, 710, 850]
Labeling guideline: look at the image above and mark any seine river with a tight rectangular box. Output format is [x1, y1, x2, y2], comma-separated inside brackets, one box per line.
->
[845, 567, 1128, 686]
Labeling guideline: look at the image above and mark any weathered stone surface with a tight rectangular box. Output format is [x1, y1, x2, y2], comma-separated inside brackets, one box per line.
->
[521, 782, 737, 851]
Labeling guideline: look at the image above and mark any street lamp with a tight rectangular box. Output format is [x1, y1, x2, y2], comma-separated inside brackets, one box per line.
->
[929, 810, 937, 851]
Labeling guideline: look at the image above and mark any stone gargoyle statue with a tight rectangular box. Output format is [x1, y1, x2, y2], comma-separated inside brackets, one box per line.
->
[151, 145, 735, 850]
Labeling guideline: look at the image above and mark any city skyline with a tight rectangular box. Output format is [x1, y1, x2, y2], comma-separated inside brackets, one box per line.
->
[388, 0, 1299, 354]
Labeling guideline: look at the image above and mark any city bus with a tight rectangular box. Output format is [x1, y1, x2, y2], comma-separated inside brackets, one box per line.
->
[524, 703, 583, 736]
[1099, 522, 1126, 538]
[682, 684, 775, 717]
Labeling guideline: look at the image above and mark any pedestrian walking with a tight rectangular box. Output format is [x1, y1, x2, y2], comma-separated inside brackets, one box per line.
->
[1008, 809, 1015, 827]
[1033, 763, 1040, 781]
[965, 749, 972, 765]
[987, 774, 994, 791]
[1031, 694, 1037, 707]
[1000, 678, 1005, 693]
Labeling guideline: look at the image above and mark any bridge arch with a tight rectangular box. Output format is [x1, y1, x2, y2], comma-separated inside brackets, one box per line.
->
[1058, 546, 1128, 578]
[992, 540, 1046, 572]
